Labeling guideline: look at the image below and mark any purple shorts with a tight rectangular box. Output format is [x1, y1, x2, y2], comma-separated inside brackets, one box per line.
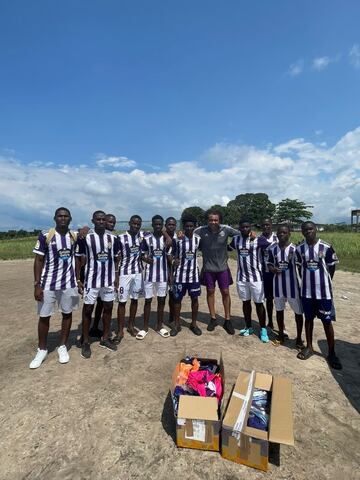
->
[201, 268, 233, 290]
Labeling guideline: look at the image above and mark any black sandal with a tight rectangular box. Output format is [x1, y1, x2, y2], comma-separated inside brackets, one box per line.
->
[327, 354, 342, 370]
[297, 347, 313, 360]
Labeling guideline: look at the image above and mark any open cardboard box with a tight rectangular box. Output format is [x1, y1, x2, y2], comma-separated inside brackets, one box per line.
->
[170, 354, 224, 452]
[221, 370, 294, 472]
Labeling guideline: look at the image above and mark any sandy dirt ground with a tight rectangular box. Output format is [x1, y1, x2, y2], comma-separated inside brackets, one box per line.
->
[0, 258, 359, 480]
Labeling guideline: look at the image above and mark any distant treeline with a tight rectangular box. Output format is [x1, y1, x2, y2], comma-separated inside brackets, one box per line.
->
[0, 229, 41, 240]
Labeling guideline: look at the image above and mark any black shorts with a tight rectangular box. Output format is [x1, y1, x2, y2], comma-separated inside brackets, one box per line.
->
[263, 271, 274, 299]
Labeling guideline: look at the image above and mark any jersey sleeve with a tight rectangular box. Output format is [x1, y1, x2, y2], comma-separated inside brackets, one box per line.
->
[140, 238, 149, 253]
[113, 237, 121, 257]
[33, 232, 46, 256]
[325, 245, 339, 266]
[267, 248, 275, 266]
[295, 247, 302, 265]
[75, 237, 86, 257]
[258, 236, 272, 249]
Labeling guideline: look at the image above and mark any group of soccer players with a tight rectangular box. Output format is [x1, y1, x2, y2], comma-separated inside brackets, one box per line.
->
[30, 207, 342, 371]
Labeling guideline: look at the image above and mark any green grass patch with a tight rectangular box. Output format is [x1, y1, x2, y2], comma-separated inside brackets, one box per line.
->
[1, 232, 359, 273]
[0, 236, 38, 260]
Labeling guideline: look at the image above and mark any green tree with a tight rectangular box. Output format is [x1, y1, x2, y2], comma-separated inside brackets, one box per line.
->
[180, 206, 206, 226]
[275, 198, 313, 224]
[227, 193, 276, 225]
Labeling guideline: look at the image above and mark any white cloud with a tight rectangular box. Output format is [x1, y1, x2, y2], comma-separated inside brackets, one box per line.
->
[96, 153, 136, 168]
[1, 127, 360, 229]
[349, 44, 360, 69]
[288, 60, 304, 76]
[312, 56, 331, 71]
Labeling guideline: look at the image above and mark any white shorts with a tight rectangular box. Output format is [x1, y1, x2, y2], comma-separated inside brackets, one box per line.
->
[236, 281, 264, 303]
[37, 288, 79, 316]
[84, 286, 115, 305]
[144, 280, 167, 299]
[118, 274, 143, 302]
[274, 297, 303, 315]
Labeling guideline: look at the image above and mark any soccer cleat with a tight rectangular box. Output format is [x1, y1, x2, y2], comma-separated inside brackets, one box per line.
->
[57, 345, 70, 364]
[99, 339, 117, 352]
[223, 320, 235, 335]
[207, 318, 218, 332]
[189, 324, 202, 336]
[29, 348, 48, 369]
[239, 328, 254, 337]
[260, 328, 270, 343]
[81, 343, 91, 359]
[170, 325, 182, 337]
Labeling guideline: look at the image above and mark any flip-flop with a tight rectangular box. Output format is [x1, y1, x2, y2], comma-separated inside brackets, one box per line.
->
[297, 347, 313, 360]
[296, 341, 305, 351]
[127, 328, 137, 337]
[136, 330, 148, 340]
[327, 354, 342, 370]
[157, 328, 170, 338]
[271, 338, 284, 347]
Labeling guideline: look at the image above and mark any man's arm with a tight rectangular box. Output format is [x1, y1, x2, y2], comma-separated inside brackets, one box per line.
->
[34, 255, 45, 301]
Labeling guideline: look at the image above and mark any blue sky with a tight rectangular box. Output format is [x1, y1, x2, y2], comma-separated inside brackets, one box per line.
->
[1, 1, 360, 228]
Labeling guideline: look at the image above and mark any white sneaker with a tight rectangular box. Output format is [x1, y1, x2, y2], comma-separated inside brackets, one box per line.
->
[57, 345, 70, 364]
[29, 348, 48, 369]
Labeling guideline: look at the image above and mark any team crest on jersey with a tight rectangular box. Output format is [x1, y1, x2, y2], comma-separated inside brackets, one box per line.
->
[35, 240, 40, 250]
[288, 252, 294, 261]
[318, 251, 325, 259]
[97, 251, 109, 263]
[278, 260, 289, 271]
[58, 248, 71, 261]
[219, 231, 225, 237]
[107, 241, 112, 250]
[185, 251, 194, 261]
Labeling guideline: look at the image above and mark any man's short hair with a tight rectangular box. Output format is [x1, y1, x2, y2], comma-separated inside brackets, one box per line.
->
[262, 217, 273, 224]
[277, 223, 291, 233]
[152, 214, 164, 223]
[165, 216, 177, 224]
[105, 213, 116, 220]
[239, 217, 252, 225]
[130, 214, 142, 222]
[181, 214, 197, 227]
[54, 207, 71, 217]
[92, 210, 106, 218]
[206, 209, 223, 223]
[301, 221, 316, 229]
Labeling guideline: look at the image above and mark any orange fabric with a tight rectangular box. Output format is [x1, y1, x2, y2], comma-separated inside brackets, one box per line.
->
[176, 358, 200, 385]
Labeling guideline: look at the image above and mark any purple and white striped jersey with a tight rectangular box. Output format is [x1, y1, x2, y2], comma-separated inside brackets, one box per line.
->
[260, 233, 278, 272]
[267, 243, 300, 299]
[174, 234, 201, 283]
[76, 230, 120, 289]
[141, 234, 170, 282]
[33, 230, 77, 291]
[229, 235, 270, 282]
[295, 239, 338, 300]
[118, 231, 145, 276]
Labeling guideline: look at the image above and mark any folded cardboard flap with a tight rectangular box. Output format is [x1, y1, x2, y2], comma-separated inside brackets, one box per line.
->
[178, 395, 218, 421]
[255, 372, 273, 391]
[268, 376, 294, 446]
[222, 371, 255, 431]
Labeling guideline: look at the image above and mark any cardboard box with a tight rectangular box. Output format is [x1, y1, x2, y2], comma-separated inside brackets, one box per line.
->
[221, 370, 294, 472]
[171, 355, 224, 452]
